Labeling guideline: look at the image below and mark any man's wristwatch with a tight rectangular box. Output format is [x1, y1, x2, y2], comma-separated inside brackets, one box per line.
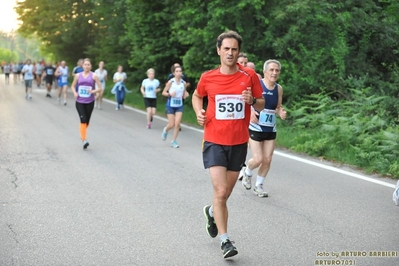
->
[250, 97, 257, 106]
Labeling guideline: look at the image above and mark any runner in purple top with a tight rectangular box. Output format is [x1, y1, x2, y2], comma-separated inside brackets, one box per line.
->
[70, 58, 103, 149]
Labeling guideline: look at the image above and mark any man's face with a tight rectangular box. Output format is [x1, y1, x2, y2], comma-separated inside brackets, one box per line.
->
[263, 63, 281, 82]
[217, 38, 239, 68]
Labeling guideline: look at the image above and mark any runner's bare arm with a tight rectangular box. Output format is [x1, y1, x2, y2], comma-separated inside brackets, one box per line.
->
[70, 74, 79, 98]
[276, 85, 286, 120]
[192, 90, 206, 126]
[92, 73, 103, 93]
[140, 85, 145, 96]
[161, 81, 173, 97]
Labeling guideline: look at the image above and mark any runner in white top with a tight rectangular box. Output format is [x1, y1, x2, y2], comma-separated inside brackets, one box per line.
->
[21, 59, 35, 100]
[35, 62, 43, 87]
[56, 61, 69, 105]
[94, 61, 107, 110]
[140, 68, 161, 129]
[161, 65, 189, 148]
[3, 63, 11, 84]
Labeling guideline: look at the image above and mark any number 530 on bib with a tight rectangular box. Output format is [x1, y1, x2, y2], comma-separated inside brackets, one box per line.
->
[215, 94, 245, 120]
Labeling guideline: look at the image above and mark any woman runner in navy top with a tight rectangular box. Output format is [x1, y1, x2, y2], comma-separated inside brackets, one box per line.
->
[70, 58, 103, 149]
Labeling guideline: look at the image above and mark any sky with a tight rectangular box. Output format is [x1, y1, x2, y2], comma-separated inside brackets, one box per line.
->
[0, 0, 20, 33]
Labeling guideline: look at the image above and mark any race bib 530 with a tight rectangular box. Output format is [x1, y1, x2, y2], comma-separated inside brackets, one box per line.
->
[215, 94, 245, 120]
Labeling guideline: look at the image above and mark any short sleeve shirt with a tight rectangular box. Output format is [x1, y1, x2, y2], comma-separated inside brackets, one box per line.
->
[113, 72, 127, 82]
[22, 65, 34, 80]
[141, 78, 160, 99]
[196, 64, 263, 145]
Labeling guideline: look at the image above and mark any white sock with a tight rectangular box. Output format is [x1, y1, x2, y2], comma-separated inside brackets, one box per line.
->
[255, 175, 265, 186]
[220, 233, 229, 244]
[209, 205, 214, 217]
[245, 167, 253, 177]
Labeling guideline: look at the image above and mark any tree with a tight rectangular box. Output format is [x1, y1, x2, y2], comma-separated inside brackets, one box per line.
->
[15, 0, 99, 64]
[0, 47, 18, 62]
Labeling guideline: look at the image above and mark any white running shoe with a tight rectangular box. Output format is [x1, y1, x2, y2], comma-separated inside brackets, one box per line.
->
[253, 184, 269, 197]
[171, 140, 179, 148]
[242, 170, 252, 190]
[162, 127, 168, 141]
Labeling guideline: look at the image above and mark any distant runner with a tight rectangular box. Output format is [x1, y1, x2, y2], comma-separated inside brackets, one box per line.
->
[70, 58, 102, 149]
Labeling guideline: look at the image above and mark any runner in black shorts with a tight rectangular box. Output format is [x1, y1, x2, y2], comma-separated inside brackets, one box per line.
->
[202, 141, 248, 171]
[192, 31, 265, 259]
[140, 68, 160, 128]
[42, 62, 55, 98]
[241, 59, 287, 197]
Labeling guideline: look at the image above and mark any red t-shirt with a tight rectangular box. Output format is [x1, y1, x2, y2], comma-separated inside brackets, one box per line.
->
[196, 64, 263, 145]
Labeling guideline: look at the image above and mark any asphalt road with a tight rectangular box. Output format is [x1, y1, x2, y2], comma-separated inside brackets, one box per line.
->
[1, 75, 398, 266]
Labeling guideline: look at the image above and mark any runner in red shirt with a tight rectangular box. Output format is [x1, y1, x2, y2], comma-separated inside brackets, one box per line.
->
[192, 30, 264, 259]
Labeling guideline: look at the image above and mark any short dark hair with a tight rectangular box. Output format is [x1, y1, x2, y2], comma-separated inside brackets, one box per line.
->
[216, 30, 243, 50]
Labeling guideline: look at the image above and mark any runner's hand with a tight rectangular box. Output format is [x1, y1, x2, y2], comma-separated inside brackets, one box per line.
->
[196, 109, 206, 126]
[242, 87, 253, 104]
[250, 109, 259, 124]
[279, 107, 287, 120]
[73, 92, 78, 99]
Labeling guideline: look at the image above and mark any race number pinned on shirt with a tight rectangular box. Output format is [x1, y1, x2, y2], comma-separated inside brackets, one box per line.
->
[258, 109, 276, 127]
[78, 85, 91, 98]
[215, 94, 245, 120]
[25, 70, 33, 79]
[61, 76, 68, 83]
[170, 97, 183, 107]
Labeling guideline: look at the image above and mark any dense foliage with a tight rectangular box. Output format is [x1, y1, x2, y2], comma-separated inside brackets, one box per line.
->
[15, 0, 399, 177]
[0, 31, 42, 62]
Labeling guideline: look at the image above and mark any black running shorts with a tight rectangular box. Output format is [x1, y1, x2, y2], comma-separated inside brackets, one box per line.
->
[144, 97, 157, 108]
[202, 141, 247, 171]
[45, 77, 53, 85]
[249, 130, 276, 142]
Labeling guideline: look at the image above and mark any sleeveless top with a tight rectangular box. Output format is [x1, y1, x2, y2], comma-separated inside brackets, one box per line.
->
[76, 72, 95, 104]
[94, 68, 107, 89]
[249, 81, 279, 133]
[58, 66, 68, 83]
[166, 78, 185, 108]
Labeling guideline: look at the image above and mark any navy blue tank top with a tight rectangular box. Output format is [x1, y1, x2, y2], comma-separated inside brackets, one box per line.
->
[249, 81, 279, 132]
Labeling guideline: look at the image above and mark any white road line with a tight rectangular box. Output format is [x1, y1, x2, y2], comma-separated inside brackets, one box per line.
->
[274, 151, 395, 188]
[103, 98, 396, 189]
